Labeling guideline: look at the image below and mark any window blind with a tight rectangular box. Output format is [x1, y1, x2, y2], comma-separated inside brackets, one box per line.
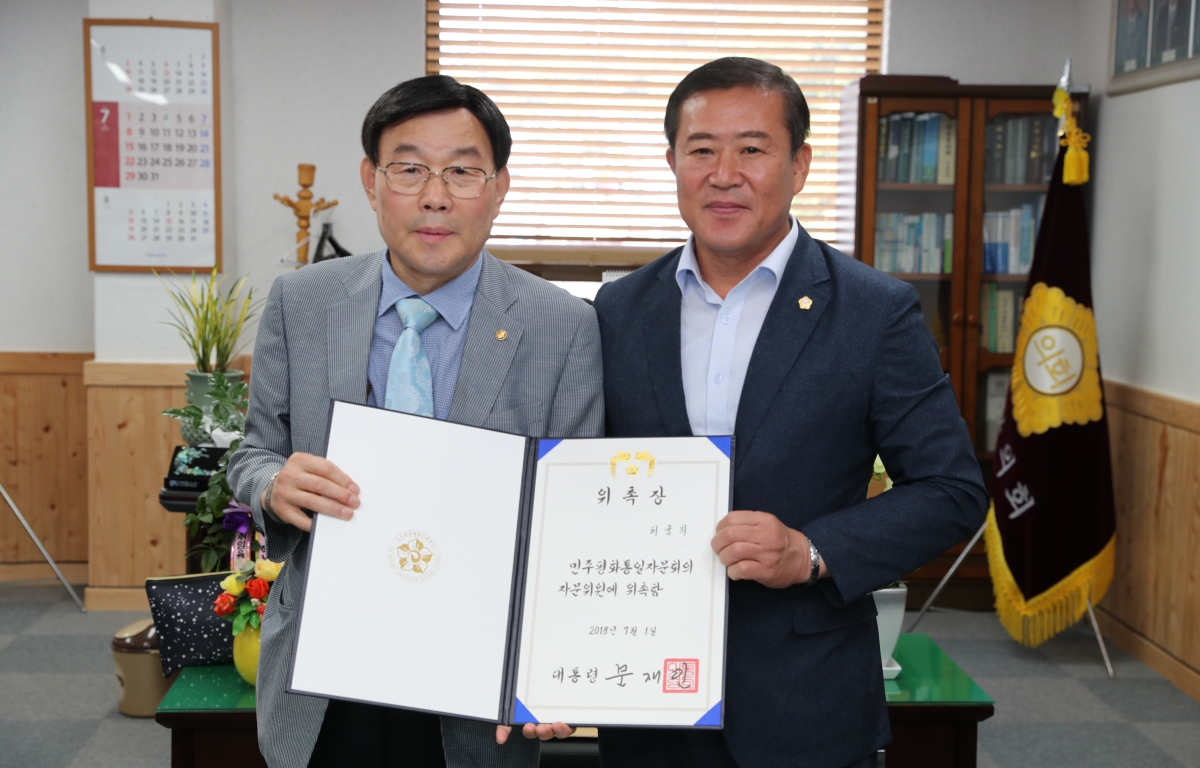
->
[427, 0, 882, 261]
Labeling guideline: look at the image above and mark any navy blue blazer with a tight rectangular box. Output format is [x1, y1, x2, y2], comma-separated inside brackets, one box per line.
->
[593, 228, 988, 767]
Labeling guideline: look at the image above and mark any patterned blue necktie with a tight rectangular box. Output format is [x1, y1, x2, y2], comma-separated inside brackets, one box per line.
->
[384, 298, 440, 416]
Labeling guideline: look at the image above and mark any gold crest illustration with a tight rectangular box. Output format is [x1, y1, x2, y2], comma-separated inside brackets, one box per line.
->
[610, 451, 655, 477]
[387, 531, 441, 582]
[1010, 282, 1103, 437]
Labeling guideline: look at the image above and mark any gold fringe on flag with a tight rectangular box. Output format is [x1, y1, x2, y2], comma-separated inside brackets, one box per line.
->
[984, 503, 1115, 647]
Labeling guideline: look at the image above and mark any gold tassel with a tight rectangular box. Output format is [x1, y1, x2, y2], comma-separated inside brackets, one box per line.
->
[983, 503, 1115, 647]
[1054, 87, 1091, 186]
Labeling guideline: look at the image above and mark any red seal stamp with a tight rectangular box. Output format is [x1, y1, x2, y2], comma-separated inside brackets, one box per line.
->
[663, 659, 699, 693]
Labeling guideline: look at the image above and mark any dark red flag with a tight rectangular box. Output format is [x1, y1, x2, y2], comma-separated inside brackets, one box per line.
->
[985, 123, 1115, 647]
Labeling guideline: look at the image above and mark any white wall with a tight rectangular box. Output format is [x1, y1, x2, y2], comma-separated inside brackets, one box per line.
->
[886, 0, 1077, 84]
[1069, 0, 1200, 403]
[0, 0, 94, 352]
[229, 0, 425, 306]
[0, 0, 423, 359]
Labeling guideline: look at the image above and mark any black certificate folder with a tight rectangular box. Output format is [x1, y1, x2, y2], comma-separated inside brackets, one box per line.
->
[288, 400, 732, 728]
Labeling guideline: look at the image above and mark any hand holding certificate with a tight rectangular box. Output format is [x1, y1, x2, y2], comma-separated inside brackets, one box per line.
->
[288, 401, 731, 728]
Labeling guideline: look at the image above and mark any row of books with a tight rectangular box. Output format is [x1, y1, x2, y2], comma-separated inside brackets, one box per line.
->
[983, 198, 1045, 274]
[985, 115, 1059, 186]
[874, 212, 953, 274]
[876, 112, 957, 185]
[979, 283, 1025, 354]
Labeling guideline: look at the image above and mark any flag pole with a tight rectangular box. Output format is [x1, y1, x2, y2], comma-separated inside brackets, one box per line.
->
[905, 520, 988, 632]
[0, 481, 87, 613]
[1085, 595, 1115, 678]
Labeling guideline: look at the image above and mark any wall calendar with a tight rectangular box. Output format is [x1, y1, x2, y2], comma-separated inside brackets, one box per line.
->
[84, 19, 221, 272]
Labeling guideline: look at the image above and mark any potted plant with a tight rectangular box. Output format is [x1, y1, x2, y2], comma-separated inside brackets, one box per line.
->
[158, 268, 261, 415]
[162, 373, 257, 572]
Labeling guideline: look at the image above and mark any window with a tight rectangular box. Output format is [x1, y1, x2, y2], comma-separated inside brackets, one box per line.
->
[427, 0, 883, 266]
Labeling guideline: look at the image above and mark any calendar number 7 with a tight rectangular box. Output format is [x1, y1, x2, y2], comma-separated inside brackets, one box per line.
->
[100, 107, 110, 124]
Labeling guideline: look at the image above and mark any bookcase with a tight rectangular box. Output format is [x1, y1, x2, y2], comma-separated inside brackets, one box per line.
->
[837, 75, 1088, 606]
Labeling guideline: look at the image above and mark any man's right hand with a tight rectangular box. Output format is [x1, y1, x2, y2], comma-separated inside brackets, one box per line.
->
[262, 452, 360, 532]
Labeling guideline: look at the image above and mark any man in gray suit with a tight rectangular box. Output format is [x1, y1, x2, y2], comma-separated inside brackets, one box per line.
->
[228, 76, 602, 768]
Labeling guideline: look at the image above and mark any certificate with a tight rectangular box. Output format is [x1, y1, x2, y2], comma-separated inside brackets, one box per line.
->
[288, 401, 731, 728]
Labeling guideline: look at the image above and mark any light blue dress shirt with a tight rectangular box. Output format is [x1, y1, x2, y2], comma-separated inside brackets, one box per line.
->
[676, 219, 799, 436]
[366, 252, 482, 419]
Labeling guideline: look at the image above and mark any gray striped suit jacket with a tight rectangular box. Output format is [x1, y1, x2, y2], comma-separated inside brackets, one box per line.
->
[227, 249, 604, 768]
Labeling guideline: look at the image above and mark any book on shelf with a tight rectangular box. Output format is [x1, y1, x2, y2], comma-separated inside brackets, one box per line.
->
[995, 290, 1015, 353]
[983, 196, 1045, 275]
[886, 113, 901, 181]
[876, 117, 888, 181]
[979, 285, 1023, 354]
[986, 114, 1058, 185]
[876, 111, 956, 185]
[936, 116, 956, 185]
[896, 113, 915, 184]
[909, 114, 925, 183]
[873, 212, 953, 274]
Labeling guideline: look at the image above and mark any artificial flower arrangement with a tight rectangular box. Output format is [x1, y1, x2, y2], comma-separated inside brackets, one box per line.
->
[214, 558, 283, 635]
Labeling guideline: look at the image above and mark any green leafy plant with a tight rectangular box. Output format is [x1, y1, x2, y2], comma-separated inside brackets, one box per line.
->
[162, 373, 256, 572]
[157, 268, 262, 373]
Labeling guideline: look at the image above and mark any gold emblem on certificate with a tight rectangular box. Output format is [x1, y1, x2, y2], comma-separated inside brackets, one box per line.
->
[1010, 282, 1103, 437]
[388, 532, 441, 582]
[609, 451, 656, 477]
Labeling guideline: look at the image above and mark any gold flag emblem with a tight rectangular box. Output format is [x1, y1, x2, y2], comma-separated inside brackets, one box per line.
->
[1010, 282, 1103, 437]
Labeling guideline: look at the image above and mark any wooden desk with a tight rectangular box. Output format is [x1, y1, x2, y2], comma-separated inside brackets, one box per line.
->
[156, 666, 263, 768]
[156, 634, 992, 768]
[884, 634, 994, 768]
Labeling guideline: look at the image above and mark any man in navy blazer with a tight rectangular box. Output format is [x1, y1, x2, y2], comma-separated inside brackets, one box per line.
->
[593, 58, 988, 768]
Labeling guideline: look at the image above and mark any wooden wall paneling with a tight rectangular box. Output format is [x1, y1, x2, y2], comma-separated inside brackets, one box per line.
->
[86, 380, 190, 589]
[1103, 403, 1200, 674]
[0, 353, 90, 570]
[82, 359, 251, 607]
[1099, 379, 1200, 701]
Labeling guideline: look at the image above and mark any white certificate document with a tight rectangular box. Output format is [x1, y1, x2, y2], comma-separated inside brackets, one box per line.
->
[289, 402, 529, 721]
[512, 437, 730, 727]
[288, 402, 731, 727]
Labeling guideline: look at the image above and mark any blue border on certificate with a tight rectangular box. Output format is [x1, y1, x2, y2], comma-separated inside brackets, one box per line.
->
[706, 436, 732, 458]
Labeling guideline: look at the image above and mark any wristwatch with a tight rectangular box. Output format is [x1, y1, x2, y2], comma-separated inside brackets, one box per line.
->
[262, 471, 281, 518]
[805, 536, 821, 587]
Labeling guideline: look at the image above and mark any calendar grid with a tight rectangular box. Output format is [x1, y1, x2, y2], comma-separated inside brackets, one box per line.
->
[84, 19, 222, 272]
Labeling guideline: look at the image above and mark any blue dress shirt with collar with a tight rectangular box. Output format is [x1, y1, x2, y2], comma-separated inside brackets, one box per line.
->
[366, 251, 482, 419]
[675, 218, 800, 436]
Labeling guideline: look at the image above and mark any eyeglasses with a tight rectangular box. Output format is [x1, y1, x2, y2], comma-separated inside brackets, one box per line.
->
[377, 162, 497, 199]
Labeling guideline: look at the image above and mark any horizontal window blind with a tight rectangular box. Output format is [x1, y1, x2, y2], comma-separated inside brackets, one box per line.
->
[427, 0, 881, 257]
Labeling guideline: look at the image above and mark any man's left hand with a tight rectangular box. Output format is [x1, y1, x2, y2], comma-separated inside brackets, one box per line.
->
[495, 722, 575, 744]
[712, 511, 823, 588]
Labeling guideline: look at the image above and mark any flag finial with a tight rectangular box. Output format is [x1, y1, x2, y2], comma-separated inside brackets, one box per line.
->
[1053, 58, 1089, 185]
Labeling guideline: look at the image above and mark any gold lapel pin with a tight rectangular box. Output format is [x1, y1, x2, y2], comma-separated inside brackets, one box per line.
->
[495, 330, 508, 341]
[798, 296, 813, 310]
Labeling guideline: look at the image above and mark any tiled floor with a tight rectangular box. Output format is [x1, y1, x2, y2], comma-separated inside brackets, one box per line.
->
[914, 608, 1200, 768]
[0, 582, 1197, 767]
[0, 583, 168, 768]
